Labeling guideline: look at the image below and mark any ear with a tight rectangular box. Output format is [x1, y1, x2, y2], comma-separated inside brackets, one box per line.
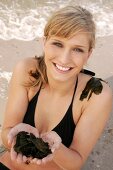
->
[84, 48, 93, 65]
[87, 48, 93, 59]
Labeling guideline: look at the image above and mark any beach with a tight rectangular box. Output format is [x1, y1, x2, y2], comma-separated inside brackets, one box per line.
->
[0, 0, 113, 169]
[0, 36, 113, 169]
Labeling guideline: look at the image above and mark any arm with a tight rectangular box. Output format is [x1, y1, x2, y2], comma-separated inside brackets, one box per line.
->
[53, 83, 112, 170]
[1, 59, 33, 149]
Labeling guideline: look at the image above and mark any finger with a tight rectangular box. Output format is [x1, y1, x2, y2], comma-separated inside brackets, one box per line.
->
[31, 158, 42, 164]
[51, 147, 55, 153]
[10, 147, 18, 161]
[30, 158, 37, 164]
[25, 157, 32, 164]
[23, 155, 28, 163]
[28, 156, 33, 162]
[40, 133, 50, 143]
[7, 125, 21, 145]
[30, 128, 39, 138]
[16, 153, 23, 164]
[51, 141, 61, 152]
[36, 159, 42, 165]
[42, 154, 53, 164]
[7, 130, 16, 145]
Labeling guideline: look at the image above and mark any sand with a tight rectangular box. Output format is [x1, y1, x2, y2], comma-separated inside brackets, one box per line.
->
[0, 36, 113, 170]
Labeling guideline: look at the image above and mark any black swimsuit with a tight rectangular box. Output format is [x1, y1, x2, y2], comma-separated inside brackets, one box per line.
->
[23, 77, 78, 147]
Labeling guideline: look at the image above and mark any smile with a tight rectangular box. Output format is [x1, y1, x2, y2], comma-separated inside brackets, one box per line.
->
[54, 63, 72, 72]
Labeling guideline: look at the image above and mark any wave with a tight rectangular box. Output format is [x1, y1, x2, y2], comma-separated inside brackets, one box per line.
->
[0, 70, 12, 82]
[0, 0, 113, 40]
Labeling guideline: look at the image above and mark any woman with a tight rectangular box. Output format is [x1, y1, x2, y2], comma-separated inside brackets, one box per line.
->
[0, 5, 112, 170]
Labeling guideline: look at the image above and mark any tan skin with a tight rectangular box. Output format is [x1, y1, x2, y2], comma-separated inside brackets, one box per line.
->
[0, 33, 112, 170]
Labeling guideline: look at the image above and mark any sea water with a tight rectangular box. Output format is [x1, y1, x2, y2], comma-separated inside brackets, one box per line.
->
[0, 0, 113, 40]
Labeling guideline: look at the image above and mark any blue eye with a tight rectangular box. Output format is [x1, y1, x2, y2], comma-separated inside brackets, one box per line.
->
[52, 42, 63, 47]
[74, 48, 84, 53]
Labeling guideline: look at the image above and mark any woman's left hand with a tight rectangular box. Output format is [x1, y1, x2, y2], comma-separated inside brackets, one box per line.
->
[31, 131, 62, 165]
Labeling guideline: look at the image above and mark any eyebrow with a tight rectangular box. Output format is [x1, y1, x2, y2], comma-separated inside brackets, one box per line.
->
[52, 39, 63, 43]
[52, 39, 88, 48]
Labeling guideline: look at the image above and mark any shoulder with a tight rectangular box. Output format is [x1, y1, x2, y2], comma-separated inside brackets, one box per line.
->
[89, 80, 112, 104]
[80, 73, 113, 114]
[7, 57, 39, 96]
[13, 57, 38, 73]
[12, 57, 38, 82]
[91, 80, 112, 107]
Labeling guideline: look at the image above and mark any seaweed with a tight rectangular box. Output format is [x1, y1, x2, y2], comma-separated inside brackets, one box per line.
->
[14, 131, 52, 159]
[80, 77, 106, 101]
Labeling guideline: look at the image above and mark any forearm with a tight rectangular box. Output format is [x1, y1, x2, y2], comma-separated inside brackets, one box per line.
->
[53, 143, 83, 170]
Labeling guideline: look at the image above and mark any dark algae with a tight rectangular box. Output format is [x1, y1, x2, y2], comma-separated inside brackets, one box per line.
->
[14, 131, 52, 159]
[80, 77, 106, 101]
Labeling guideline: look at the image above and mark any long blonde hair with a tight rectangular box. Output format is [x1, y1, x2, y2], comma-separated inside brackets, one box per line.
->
[29, 6, 95, 87]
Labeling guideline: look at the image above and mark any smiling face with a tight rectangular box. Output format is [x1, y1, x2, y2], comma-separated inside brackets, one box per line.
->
[43, 32, 92, 83]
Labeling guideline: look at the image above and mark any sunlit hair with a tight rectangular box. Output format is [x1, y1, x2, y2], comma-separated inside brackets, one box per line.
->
[29, 6, 96, 87]
[44, 6, 95, 49]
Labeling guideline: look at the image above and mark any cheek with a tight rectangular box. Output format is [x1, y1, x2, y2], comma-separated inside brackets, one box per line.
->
[73, 55, 87, 66]
[44, 46, 55, 57]
[44, 47, 55, 65]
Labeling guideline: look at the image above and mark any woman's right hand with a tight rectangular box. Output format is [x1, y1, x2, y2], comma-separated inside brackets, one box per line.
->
[7, 123, 39, 145]
[7, 123, 39, 164]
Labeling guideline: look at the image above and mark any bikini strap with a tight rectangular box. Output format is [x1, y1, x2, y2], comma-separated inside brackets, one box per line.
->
[29, 83, 42, 103]
[81, 69, 95, 76]
[71, 76, 78, 105]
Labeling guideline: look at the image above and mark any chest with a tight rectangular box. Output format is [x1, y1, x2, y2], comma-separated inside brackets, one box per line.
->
[34, 89, 81, 134]
[34, 93, 69, 133]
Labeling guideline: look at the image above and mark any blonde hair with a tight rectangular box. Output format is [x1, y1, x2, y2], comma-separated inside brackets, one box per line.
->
[44, 6, 95, 49]
[30, 6, 95, 87]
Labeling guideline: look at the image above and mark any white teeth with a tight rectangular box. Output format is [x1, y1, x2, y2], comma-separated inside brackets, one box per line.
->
[55, 64, 70, 71]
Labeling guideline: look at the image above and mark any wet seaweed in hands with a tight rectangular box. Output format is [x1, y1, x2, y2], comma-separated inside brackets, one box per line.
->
[14, 131, 52, 159]
[80, 77, 106, 101]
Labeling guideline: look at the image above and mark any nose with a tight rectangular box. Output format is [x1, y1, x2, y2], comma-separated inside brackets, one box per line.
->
[59, 49, 71, 64]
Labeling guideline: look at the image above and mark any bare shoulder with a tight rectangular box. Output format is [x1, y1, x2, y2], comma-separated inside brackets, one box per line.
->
[76, 72, 113, 122]
[88, 80, 112, 108]
[12, 57, 38, 84]
[81, 75, 113, 116]
[93, 80, 112, 109]
[101, 80, 112, 99]
[79, 73, 112, 103]
[13, 57, 38, 73]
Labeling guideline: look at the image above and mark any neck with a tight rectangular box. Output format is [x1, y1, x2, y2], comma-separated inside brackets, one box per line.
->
[46, 74, 78, 97]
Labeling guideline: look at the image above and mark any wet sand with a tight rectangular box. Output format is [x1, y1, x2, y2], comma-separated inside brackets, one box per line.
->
[0, 36, 113, 170]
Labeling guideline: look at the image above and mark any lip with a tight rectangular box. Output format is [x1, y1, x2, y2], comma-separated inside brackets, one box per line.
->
[53, 63, 73, 74]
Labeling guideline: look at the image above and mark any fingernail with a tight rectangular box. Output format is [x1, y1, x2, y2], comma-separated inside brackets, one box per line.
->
[51, 148, 55, 153]
[37, 160, 41, 165]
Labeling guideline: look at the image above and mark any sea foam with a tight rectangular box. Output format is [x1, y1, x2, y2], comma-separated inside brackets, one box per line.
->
[0, 1, 113, 40]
